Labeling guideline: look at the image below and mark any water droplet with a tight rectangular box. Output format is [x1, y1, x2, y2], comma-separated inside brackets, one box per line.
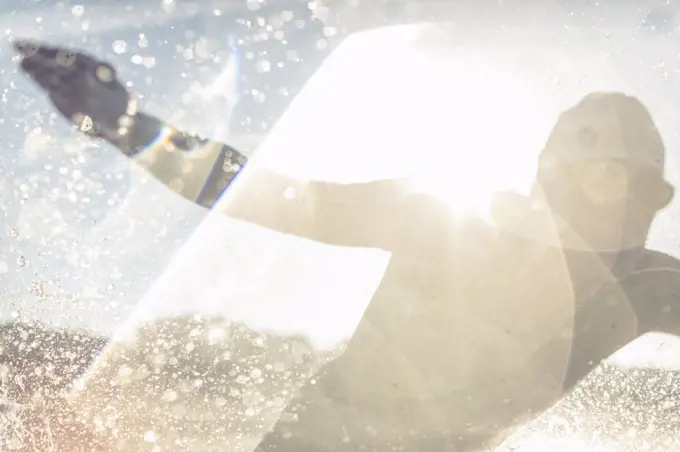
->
[55, 50, 76, 67]
[96, 65, 113, 83]
[112, 40, 127, 55]
[143, 430, 157, 443]
[256, 60, 271, 73]
[161, 389, 178, 402]
[138, 34, 148, 48]
[73, 113, 93, 132]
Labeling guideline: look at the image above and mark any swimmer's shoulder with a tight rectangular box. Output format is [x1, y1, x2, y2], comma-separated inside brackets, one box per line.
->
[619, 249, 680, 334]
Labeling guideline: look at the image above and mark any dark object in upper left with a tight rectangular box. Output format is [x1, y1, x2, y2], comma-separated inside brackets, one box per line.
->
[13, 38, 132, 142]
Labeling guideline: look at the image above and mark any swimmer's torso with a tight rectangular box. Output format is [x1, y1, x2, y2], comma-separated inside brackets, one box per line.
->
[264, 194, 581, 447]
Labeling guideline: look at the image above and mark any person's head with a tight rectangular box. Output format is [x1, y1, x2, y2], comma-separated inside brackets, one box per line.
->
[535, 92, 674, 253]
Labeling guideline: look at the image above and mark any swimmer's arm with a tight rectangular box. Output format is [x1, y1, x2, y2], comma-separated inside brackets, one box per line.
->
[110, 112, 408, 249]
[224, 169, 409, 249]
[107, 111, 246, 208]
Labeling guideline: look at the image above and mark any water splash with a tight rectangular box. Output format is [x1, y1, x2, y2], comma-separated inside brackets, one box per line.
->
[204, 33, 241, 145]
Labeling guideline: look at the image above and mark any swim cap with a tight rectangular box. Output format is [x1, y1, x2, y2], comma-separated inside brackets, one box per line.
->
[541, 92, 666, 177]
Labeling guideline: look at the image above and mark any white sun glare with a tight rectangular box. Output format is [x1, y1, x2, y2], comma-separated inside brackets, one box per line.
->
[408, 57, 547, 218]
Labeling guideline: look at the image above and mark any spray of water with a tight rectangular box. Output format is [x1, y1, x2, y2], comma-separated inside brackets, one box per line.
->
[203, 33, 241, 145]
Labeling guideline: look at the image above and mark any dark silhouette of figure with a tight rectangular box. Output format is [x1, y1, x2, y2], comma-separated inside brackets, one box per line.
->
[14, 40, 680, 451]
